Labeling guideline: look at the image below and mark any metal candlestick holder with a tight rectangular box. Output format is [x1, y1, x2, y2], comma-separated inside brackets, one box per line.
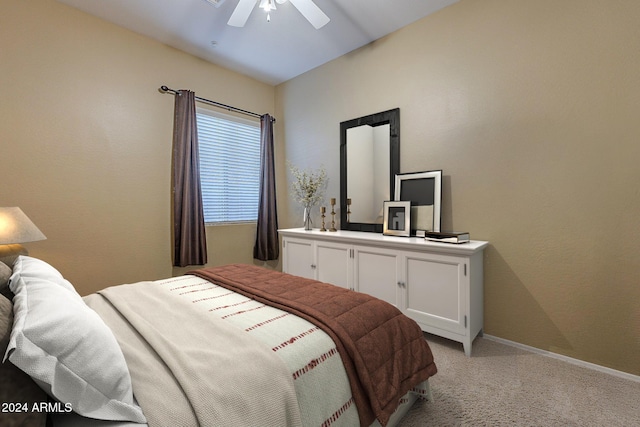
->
[320, 207, 327, 232]
[329, 198, 337, 232]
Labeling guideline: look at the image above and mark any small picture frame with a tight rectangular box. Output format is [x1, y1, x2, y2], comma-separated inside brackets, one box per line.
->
[383, 201, 411, 237]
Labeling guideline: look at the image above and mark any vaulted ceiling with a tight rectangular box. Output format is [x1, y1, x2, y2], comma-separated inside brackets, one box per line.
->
[57, 0, 458, 85]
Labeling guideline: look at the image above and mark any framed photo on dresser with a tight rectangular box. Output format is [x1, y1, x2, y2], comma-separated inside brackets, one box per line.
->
[394, 170, 442, 233]
[383, 200, 411, 237]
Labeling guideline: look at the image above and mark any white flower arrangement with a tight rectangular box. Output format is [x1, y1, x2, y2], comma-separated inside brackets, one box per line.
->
[288, 163, 327, 209]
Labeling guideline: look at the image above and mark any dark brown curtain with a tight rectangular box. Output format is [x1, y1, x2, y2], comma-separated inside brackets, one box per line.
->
[253, 114, 279, 261]
[172, 90, 207, 267]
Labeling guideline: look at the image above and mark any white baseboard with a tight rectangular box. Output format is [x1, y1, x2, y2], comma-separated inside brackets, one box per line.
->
[483, 334, 640, 383]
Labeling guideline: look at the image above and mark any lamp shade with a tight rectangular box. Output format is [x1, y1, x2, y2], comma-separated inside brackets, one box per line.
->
[0, 207, 47, 244]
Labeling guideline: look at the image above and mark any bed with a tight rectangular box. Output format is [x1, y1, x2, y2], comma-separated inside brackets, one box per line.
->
[1, 255, 437, 427]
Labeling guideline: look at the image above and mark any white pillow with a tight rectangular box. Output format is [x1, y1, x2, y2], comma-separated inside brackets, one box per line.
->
[3, 256, 146, 423]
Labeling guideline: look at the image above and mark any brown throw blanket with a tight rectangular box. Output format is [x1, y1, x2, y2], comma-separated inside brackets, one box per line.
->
[190, 264, 437, 427]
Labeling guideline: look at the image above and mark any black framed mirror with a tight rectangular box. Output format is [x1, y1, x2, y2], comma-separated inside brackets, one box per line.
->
[340, 108, 400, 232]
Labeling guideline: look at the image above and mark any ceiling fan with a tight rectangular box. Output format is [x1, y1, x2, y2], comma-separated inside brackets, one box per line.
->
[226, 0, 330, 29]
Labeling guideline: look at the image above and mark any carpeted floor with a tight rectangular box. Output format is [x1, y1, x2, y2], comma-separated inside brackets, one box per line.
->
[398, 334, 640, 426]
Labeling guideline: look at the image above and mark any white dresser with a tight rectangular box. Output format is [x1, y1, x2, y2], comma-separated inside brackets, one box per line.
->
[279, 228, 489, 356]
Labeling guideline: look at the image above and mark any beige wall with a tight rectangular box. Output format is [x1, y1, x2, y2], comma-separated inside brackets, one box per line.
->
[3, 0, 639, 377]
[276, 0, 640, 375]
[1, 0, 276, 294]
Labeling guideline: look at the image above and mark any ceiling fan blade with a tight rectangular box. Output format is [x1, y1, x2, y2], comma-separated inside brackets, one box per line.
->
[288, 0, 330, 29]
[228, 0, 257, 27]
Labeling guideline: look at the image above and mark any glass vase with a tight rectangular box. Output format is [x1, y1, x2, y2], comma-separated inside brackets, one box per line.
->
[303, 206, 312, 231]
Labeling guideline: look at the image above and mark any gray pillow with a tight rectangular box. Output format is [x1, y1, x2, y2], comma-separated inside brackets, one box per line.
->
[0, 294, 47, 427]
[0, 244, 26, 299]
[0, 261, 11, 299]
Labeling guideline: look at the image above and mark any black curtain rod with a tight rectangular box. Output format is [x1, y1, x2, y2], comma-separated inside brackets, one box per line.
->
[159, 85, 275, 122]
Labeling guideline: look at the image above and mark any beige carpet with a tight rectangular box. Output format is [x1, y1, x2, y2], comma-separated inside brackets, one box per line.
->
[398, 334, 640, 426]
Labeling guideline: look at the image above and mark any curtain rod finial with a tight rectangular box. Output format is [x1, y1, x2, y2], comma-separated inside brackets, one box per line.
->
[160, 85, 169, 92]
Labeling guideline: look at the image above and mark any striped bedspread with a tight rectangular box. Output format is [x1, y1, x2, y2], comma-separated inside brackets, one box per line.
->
[159, 274, 361, 426]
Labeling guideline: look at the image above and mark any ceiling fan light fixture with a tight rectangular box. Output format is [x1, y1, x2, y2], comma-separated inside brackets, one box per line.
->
[259, 0, 276, 22]
[259, 0, 277, 12]
[228, 0, 329, 29]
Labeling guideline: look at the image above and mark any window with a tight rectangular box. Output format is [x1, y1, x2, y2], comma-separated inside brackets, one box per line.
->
[196, 109, 261, 224]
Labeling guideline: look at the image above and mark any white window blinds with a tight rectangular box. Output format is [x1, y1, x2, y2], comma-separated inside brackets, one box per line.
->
[196, 110, 261, 224]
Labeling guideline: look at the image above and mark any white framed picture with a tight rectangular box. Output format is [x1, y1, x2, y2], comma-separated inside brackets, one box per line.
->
[383, 200, 411, 237]
[394, 170, 442, 233]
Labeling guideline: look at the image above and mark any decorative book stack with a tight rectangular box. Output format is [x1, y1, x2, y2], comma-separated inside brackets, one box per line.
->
[424, 231, 470, 244]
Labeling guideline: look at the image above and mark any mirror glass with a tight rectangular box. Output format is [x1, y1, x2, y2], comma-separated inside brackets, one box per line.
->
[340, 109, 400, 232]
[346, 123, 390, 223]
